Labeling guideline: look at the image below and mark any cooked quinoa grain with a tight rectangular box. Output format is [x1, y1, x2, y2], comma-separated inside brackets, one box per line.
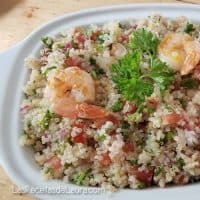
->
[21, 15, 200, 190]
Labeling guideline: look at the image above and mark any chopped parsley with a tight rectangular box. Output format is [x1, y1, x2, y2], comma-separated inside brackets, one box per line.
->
[129, 28, 160, 56]
[41, 36, 54, 48]
[159, 131, 175, 145]
[74, 170, 87, 185]
[155, 167, 163, 176]
[97, 134, 106, 142]
[129, 111, 142, 123]
[111, 100, 123, 112]
[111, 29, 175, 108]
[121, 121, 130, 129]
[184, 22, 195, 34]
[90, 66, 104, 80]
[137, 182, 146, 189]
[89, 57, 97, 66]
[181, 77, 198, 89]
[39, 110, 54, 131]
[176, 158, 185, 170]
[42, 66, 57, 77]
[97, 33, 110, 44]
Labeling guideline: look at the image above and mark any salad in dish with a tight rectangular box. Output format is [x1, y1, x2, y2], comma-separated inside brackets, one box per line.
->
[20, 14, 200, 190]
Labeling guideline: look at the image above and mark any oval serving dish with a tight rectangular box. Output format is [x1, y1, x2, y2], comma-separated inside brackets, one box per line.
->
[0, 3, 200, 200]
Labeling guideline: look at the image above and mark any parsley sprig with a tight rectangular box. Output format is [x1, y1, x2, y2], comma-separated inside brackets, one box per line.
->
[111, 28, 175, 107]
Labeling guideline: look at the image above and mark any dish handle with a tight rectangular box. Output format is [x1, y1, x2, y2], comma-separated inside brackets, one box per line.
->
[0, 43, 23, 87]
[0, 43, 23, 166]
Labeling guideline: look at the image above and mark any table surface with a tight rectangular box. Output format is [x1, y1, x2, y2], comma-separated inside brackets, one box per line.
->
[0, 0, 199, 199]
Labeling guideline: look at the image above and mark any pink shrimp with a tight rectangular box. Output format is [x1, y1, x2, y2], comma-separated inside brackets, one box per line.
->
[158, 32, 200, 75]
[45, 66, 109, 119]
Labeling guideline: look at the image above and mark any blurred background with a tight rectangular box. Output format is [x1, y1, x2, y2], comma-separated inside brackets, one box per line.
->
[0, 0, 198, 52]
[0, 0, 199, 199]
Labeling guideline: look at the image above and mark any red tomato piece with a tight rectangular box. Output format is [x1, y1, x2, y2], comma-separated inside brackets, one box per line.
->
[73, 133, 87, 144]
[100, 152, 111, 166]
[46, 156, 62, 170]
[65, 57, 79, 66]
[94, 114, 119, 128]
[132, 167, 154, 186]
[147, 99, 158, 110]
[123, 142, 134, 153]
[161, 113, 182, 125]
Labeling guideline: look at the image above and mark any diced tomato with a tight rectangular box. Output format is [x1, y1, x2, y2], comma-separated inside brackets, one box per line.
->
[195, 120, 200, 128]
[65, 57, 79, 66]
[73, 120, 90, 130]
[146, 98, 158, 110]
[173, 80, 181, 90]
[46, 156, 62, 170]
[132, 167, 154, 186]
[121, 34, 130, 43]
[193, 65, 200, 82]
[123, 101, 137, 114]
[182, 121, 192, 131]
[73, 133, 87, 144]
[100, 152, 111, 166]
[161, 113, 182, 125]
[77, 103, 109, 119]
[64, 42, 71, 50]
[173, 173, 187, 185]
[94, 114, 119, 128]
[90, 30, 102, 41]
[77, 33, 85, 43]
[123, 142, 134, 153]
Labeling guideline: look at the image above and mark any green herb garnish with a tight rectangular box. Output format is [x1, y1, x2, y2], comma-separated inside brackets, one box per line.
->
[129, 28, 160, 56]
[155, 167, 163, 176]
[184, 22, 195, 34]
[97, 33, 110, 44]
[89, 57, 97, 66]
[176, 158, 185, 170]
[74, 171, 87, 185]
[90, 66, 104, 80]
[159, 131, 174, 145]
[42, 66, 57, 77]
[121, 121, 130, 129]
[41, 36, 54, 48]
[111, 29, 175, 107]
[181, 77, 198, 89]
[111, 100, 123, 112]
[97, 134, 106, 142]
[137, 182, 146, 189]
[129, 111, 142, 123]
[179, 98, 187, 109]
[39, 110, 54, 131]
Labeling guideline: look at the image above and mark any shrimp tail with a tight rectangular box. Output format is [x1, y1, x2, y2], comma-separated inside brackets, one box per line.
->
[182, 41, 200, 75]
[76, 103, 109, 119]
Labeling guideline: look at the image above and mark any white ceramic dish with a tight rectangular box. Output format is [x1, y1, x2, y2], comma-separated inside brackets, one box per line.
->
[1, 3, 200, 200]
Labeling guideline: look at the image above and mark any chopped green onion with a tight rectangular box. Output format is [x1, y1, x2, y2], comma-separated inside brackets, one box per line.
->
[74, 171, 87, 185]
[181, 77, 198, 89]
[41, 36, 54, 48]
[137, 182, 146, 189]
[129, 112, 142, 123]
[176, 158, 185, 170]
[42, 66, 57, 77]
[184, 22, 195, 34]
[39, 110, 54, 131]
[90, 66, 104, 80]
[97, 134, 106, 142]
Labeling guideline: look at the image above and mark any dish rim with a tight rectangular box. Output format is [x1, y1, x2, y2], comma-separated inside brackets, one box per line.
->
[1, 3, 200, 200]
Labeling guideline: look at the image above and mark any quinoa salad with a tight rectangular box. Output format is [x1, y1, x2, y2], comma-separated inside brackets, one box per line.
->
[20, 15, 200, 190]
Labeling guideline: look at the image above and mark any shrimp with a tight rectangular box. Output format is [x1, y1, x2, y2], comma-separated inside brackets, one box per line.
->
[45, 66, 109, 119]
[158, 33, 200, 75]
